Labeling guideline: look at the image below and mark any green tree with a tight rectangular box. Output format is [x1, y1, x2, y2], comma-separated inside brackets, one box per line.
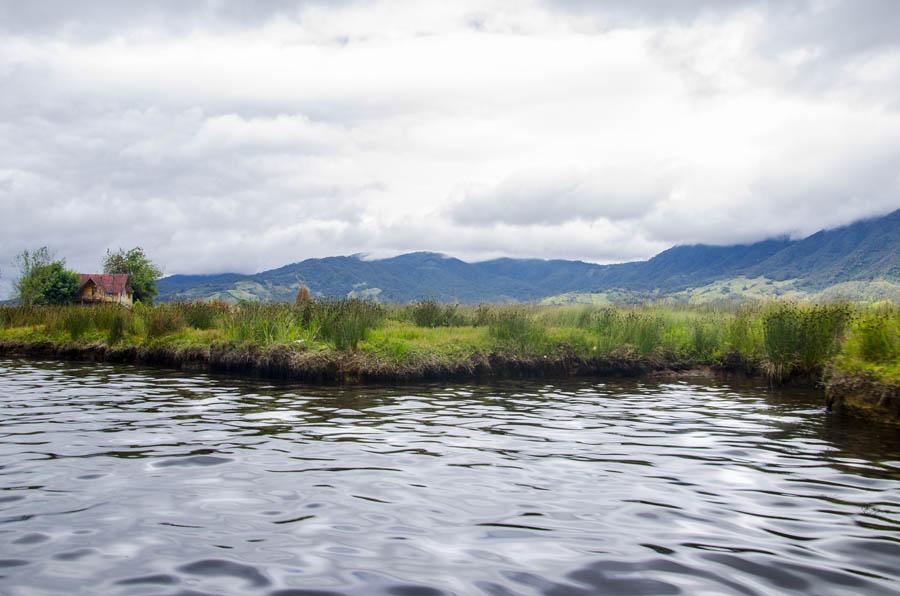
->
[15, 247, 79, 305]
[103, 247, 163, 304]
[42, 263, 80, 305]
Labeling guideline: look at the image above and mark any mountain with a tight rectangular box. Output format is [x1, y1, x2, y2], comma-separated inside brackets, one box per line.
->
[157, 209, 900, 303]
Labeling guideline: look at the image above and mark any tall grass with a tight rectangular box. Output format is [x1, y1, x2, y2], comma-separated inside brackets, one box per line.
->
[315, 299, 385, 350]
[762, 303, 851, 379]
[174, 301, 227, 330]
[487, 307, 547, 351]
[411, 299, 466, 327]
[223, 303, 303, 345]
[840, 304, 898, 366]
[0, 300, 890, 377]
[145, 305, 186, 339]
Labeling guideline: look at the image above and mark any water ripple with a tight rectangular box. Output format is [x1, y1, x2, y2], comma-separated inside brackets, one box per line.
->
[0, 359, 898, 595]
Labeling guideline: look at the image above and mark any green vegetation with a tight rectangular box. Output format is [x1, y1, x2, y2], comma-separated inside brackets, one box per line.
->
[2, 300, 894, 390]
[13, 247, 80, 305]
[831, 303, 899, 384]
[103, 247, 163, 304]
[7, 245, 162, 306]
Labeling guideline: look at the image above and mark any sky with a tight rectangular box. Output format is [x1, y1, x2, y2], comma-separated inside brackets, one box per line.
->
[1, 0, 899, 295]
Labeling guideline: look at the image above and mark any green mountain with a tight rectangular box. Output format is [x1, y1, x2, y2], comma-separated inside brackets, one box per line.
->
[157, 209, 900, 303]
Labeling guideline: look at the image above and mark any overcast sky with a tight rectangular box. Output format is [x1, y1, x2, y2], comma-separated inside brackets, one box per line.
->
[2, 0, 899, 294]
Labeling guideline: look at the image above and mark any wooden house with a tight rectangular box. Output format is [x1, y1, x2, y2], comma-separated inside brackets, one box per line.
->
[77, 274, 133, 307]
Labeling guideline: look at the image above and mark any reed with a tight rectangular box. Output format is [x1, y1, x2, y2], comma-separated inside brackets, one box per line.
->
[107, 313, 128, 345]
[762, 303, 851, 379]
[0, 300, 891, 385]
[487, 307, 547, 351]
[842, 304, 898, 365]
[223, 303, 302, 345]
[411, 299, 466, 328]
[315, 299, 385, 350]
[174, 301, 227, 330]
[144, 305, 186, 339]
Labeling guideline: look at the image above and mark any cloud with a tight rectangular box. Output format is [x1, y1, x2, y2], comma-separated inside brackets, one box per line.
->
[448, 166, 673, 226]
[1, 0, 899, 298]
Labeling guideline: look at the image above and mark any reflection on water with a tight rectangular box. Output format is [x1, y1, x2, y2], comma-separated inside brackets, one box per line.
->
[0, 359, 898, 595]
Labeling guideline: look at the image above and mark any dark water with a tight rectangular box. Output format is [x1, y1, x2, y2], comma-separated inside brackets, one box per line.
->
[1, 360, 899, 596]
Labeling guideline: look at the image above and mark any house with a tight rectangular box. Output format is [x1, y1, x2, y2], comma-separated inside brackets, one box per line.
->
[77, 274, 133, 307]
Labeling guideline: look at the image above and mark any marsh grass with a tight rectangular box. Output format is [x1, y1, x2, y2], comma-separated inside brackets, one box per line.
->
[223, 303, 303, 345]
[315, 299, 385, 350]
[0, 300, 892, 380]
[411, 299, 466, 328]
[145, 305, 186, 339]
[175, 301, 227, 330]
[107, 313, 128, 345]
[762, 303, 852, 379]
[487, 307, 547, 351]
[61, 310, 91, 340]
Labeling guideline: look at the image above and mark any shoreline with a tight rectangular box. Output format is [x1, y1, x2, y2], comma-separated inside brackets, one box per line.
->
[0, 339, 753, 384]
[4, 340, 896, 422]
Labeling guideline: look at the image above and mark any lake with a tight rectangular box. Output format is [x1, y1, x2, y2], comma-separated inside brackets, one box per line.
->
[1, 359, 898, 595]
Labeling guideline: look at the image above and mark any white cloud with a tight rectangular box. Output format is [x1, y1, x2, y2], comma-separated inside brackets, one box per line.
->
[0, 0, 898, 297]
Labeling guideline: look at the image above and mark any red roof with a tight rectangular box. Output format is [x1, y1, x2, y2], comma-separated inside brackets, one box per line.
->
[78, 274, 131, 295]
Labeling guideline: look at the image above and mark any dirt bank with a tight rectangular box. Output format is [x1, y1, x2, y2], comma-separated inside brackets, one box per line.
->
[826, 369, 900, 422]
[0, 340, 732, 384]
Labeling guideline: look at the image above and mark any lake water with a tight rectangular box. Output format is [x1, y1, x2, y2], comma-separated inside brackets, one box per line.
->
[1, 359, 899, 595]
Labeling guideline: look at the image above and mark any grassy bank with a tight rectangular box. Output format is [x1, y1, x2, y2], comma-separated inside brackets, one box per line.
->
[825, 303, 899, 419]
[0, 300, 896, 405]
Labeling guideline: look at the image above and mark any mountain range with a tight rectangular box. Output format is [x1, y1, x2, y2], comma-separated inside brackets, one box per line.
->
[158, 209, 900, 304]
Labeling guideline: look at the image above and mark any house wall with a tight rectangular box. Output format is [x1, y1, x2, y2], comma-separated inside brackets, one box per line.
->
[78, 283, 133, 307]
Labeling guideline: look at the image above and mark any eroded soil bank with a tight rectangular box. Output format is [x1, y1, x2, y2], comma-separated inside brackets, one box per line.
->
[0, 340, 735, 382]
[2, 340, 897, 422]
[826, 370, 900, 422]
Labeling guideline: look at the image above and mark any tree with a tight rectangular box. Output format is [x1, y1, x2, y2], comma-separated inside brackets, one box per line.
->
[42, 263, 79, 305]
[103, 247, 163, 304]
[14, 247, 79, 305]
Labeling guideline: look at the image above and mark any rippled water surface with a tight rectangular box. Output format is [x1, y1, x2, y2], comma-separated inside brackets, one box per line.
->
[1, 359, 899, 595]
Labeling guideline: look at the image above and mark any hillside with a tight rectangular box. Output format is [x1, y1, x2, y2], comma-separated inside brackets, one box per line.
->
[157, 209, 900, 303]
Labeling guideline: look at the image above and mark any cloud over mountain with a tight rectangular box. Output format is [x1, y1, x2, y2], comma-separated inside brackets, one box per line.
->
[1, 0, 899, 299]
